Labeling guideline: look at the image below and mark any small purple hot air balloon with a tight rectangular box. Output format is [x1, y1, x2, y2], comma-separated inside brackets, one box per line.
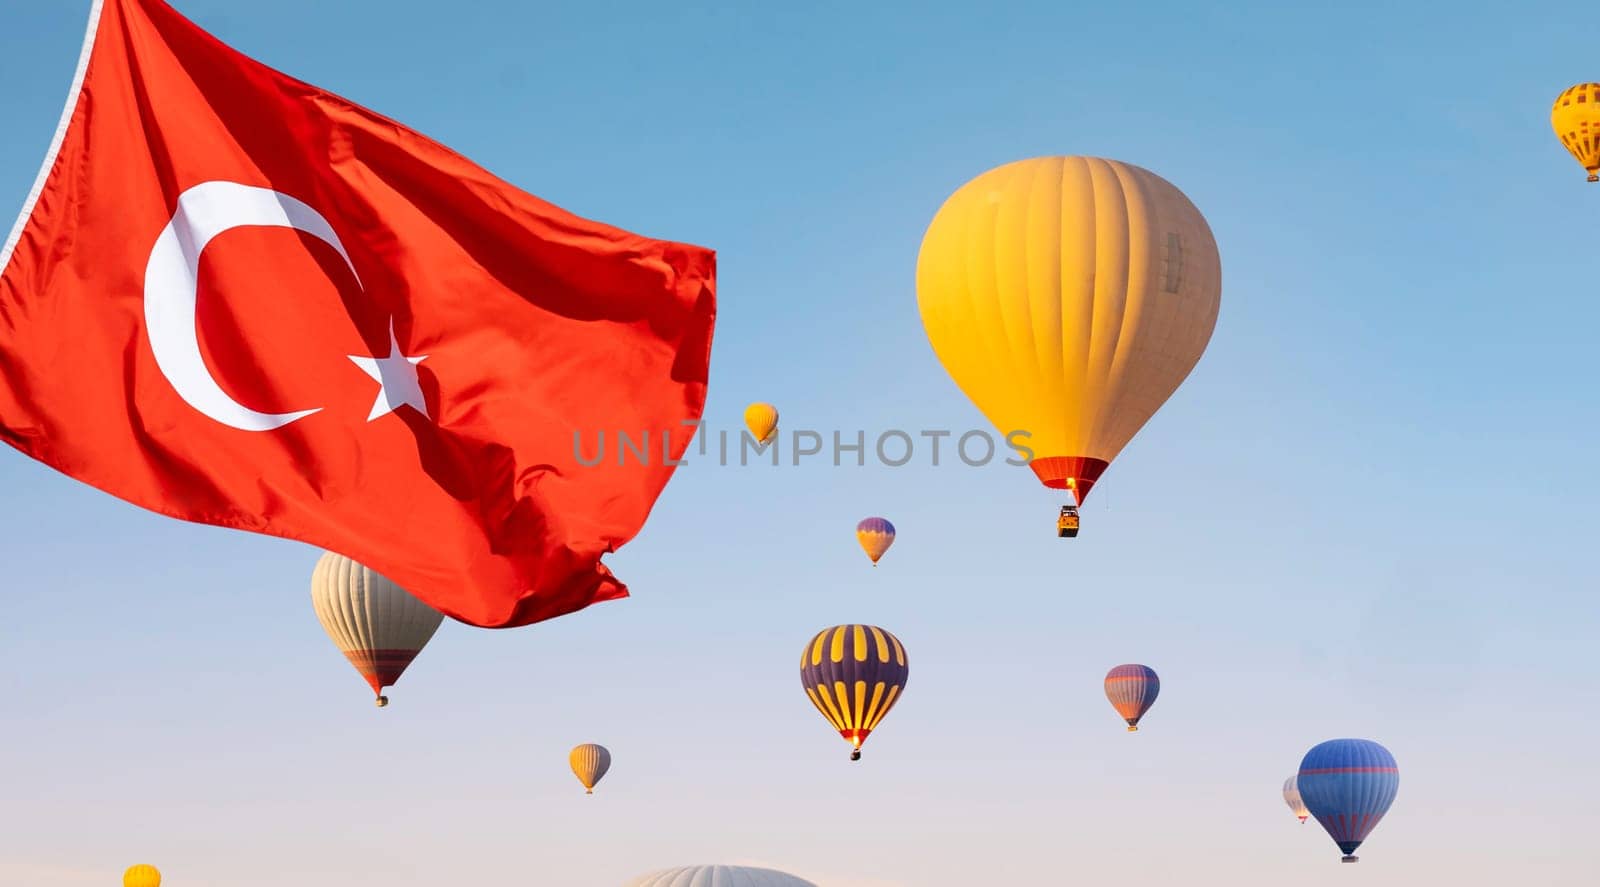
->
[1103, 664, 1159, 731]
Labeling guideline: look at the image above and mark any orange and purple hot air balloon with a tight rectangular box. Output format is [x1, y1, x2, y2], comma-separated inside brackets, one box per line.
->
[1104, 664, 1160, 731]
[855, 517, 895, 566]
[800, 624, 909, 761]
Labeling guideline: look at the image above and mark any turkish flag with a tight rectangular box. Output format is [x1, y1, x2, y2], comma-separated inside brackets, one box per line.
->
[0, 0, 715, 628]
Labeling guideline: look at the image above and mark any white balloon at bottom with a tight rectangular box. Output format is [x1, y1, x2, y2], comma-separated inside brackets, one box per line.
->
[624, 865, 818, 887]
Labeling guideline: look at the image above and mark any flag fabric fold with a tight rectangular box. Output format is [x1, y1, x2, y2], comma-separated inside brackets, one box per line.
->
[0, 0, 715, 628]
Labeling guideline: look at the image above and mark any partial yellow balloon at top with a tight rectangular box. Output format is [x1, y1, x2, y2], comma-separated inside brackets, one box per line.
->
[744, 402, 778, 444]
[124, 864, 161, 887]
[915, 156, 1220, 505]
[1552, 83, 1600, 182]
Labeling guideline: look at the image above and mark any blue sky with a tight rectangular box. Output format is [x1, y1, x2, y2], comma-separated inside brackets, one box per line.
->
[1, 1, 1596, 884]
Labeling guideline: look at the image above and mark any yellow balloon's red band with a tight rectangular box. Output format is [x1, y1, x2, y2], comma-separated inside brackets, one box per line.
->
[1028, 456, 1109, 503]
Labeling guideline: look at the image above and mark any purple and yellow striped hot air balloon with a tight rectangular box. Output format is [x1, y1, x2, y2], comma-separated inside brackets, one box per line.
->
[1298, 738, 1400, 863]
[1103, 664, 1160, 731]
[800, 624, 908, 761]
[855, 517, 895, 566]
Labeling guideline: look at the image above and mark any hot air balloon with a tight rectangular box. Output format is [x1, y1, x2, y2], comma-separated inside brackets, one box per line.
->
[310, 550, 444, 707]
[744, 402, 779, 444]
[570, 743, 612, 795]
[626, 865, 818, 887]
[1297, 738, 1400, 862]
[1552, 83, 1600, 182]
[1283, 775, 1310, 823]
[855, 517, 895, 566]
[124, 865, 161, 887]
[1103, 664, 1160, 731]
[800, 624, 908, 760]
[916, 156, 1221, 536]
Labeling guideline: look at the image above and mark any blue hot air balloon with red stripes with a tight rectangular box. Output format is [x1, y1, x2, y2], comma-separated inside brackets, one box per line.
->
[1297, 738, 1400, 863]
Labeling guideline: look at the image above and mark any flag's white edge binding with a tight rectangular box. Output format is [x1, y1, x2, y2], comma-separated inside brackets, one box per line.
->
[0, 0, 108, 273]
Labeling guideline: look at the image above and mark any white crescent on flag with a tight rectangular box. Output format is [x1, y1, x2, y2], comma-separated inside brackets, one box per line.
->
[142, 180, 355, 431]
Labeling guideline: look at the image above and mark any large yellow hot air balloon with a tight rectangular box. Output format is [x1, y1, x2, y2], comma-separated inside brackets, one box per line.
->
[744, 402, 779, 444]
[916, 156, 1221, 533]
[124, 864, 161, 887]
[311, 550, 444, 707]
[1552, 83, 1600, 182]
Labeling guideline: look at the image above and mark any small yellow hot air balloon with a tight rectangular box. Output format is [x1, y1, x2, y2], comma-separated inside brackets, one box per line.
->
[744, 402, 779, 444]
[1552, 83, 1600, 182]
[569, 743, 612, 794]
[917, 157, 1221, 534]
[124, 864, 161, 887]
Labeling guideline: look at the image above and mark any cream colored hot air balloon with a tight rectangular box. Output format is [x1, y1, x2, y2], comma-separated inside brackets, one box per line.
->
[124, 865, 161, 887]
[570, 743, 612, 795]
[1284, 774, 1310, 823]
[1552, 83, 1600, 182]
[311, 550, 444, 707]
[916, 156, 1221, 535]
[744, 402, 779, 444]
[625, 865, 817, 887]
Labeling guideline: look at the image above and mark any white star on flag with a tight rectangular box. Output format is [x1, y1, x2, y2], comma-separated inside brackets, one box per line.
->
[349, 319, 429, 421]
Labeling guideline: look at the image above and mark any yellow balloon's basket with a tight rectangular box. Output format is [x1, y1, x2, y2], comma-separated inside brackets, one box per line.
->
[1057, 506, 1080, 538]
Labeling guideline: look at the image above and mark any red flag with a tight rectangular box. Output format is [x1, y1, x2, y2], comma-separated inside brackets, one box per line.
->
[0, 0, 715, 628]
